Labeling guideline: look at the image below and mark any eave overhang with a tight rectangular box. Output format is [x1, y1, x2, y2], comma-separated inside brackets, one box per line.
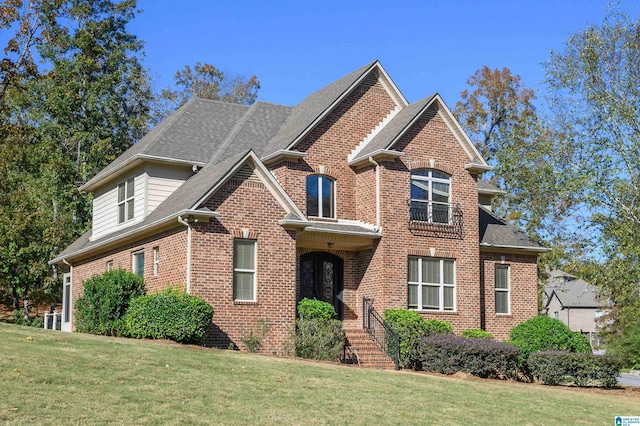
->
[348, 149, 404, 168]
[49, 209, 218, 266]
[465, 162, 493, 174]
[479, 243, 551, 254]
[261, 150, 307, 166]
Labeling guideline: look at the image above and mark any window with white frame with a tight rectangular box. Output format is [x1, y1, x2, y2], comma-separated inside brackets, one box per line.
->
[153, 246, 159, 276]
[106, 260, 114, 271]
[408, 257, 455, 311]
[132, 250, 144, 277]
[495, 265, 510, 314]
[118, 177, 135, 224]
[410, 169, 451, 224]
[306, 175, 335, 218]
[233, 239, 256, 301]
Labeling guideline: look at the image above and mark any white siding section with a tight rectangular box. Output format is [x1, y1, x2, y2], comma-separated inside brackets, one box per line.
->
[90, 163, 193, 240]
[146, 164, 192, 215]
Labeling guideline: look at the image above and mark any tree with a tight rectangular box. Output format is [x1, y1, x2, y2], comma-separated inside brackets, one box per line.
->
[153, 62, 260, 124]
[544, 6, 640, 364]
[0, 0, 153, 309]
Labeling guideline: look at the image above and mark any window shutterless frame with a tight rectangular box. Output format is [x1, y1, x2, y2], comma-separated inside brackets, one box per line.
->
[495, 264, 510, 314]
[306, 175, 336, 219]
[408, 256, 455, 311]
[410, 169, 451, 224]
[132, 250, 144, 277]
[233, 239, 256, 302]
[117, 177, 135, 224]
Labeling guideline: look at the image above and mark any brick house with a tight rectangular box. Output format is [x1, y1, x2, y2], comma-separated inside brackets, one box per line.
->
[50, 61, 547, 354]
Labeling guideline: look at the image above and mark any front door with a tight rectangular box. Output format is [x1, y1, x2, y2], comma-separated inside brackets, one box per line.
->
[61, 272, 72, 332]
[300, 252, 344, 320]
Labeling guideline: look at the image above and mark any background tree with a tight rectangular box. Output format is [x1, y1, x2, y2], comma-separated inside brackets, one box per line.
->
[153, 61, 260, 124]
[0, 0, 153, 310]
[544, 6, 640, 365]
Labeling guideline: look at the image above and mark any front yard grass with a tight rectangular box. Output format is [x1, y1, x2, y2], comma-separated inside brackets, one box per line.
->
[0, 323, 637, 425]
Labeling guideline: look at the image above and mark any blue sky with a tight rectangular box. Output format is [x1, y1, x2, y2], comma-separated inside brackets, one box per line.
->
[130, 0, 633, 108]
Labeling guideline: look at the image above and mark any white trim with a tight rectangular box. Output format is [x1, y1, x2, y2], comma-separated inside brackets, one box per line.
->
[408, 257, 456, 312]
[132, 249, 145, 277]
[306, 174, 336, 219]
[233, 239, 257, 302]
[495, 264, 510, 314]
[106, 260, 114, 271]
[117, 177, 135, 224]
[153, 246, 159, 277]
[61, 271, 72, 332]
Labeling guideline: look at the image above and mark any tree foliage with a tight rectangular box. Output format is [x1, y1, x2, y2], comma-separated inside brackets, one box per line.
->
[153, 61, 260, 124]
[0, 0, 152, 309]
[544, 6, 640, 364]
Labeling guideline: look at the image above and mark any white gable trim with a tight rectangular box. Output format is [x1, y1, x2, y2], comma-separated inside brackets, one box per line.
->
[192, 150, 307, 220]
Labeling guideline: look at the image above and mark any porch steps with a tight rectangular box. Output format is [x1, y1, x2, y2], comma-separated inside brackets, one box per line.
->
[343, 328, 396, 370]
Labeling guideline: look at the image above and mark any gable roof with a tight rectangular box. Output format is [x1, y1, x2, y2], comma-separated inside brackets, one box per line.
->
[264, 61, 408, 155]
[349, 94, 490, 172]
[544, 270, 604, 309]
[478, 205, 548, 252]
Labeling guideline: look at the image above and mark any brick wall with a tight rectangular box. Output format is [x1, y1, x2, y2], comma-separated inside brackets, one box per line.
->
[191, 177, 297, 354]
[70, 227, 188, 329]
[481, 251, 539, 340]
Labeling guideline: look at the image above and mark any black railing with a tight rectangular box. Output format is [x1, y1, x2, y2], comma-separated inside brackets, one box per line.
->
[408, 201, 464, 238]
[363, 297, 400, 370]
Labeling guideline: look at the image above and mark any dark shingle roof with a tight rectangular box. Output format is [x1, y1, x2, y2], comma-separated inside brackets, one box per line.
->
[353, 95, 435, 162]
[479, 205, 547, 251]
[544, 270, 604, 308]
[478, 180, 503, 194]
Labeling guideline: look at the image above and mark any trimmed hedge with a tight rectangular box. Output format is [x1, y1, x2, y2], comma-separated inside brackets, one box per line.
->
[509, 316, 591, 371]
[124, 288, 213, 344]
[75, 269, 145, 336]
[384, 309, 453, 369]
[528, 351, 622, 388]
[297, 298, 336, 321]
[417, 334, 521, 379]
[461, 329, 494, 340]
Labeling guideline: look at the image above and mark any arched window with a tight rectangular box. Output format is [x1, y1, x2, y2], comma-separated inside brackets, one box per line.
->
[410, 169, 451, 224]
[306, 175, 335, 218]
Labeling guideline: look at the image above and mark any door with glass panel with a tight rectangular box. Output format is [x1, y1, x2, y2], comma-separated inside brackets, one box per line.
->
[300, 252, 344, 320]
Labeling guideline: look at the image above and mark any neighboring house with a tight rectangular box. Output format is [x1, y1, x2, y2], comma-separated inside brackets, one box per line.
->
[543, 270, 605, 347]
[50, 61, 547, 354]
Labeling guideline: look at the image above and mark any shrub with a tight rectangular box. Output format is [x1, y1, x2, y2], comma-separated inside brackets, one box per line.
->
[297, 298, 336, 321]
[124, 288, 213, 344]
[241, 318, 272, 353]
[292, 319, 345, 361]
[384, 309, 453, 369]
[509, 316, 591, 372]
[75, 269, 145, 336]
[11, 311, 44, 328]
[528, 351, 622, 388]
[417, 334, 520, 379]
[604, 321, 640, 369]
[461, 329, 494, 340]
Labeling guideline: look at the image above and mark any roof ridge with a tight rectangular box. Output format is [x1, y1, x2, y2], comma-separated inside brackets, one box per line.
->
[207, 103, 261, 167]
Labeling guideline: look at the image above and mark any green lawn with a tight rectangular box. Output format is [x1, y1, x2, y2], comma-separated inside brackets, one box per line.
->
[0, 323, 637, 425]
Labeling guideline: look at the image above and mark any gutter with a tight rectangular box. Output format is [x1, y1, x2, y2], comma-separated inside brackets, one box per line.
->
[479, 242, 551, 253]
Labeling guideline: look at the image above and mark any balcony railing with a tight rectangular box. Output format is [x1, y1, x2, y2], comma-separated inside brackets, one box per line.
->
[408, 201, 464, 238]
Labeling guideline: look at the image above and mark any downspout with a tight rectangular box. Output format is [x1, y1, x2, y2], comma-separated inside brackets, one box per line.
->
[177, 215, 192, 294]
[368, 157, 381, 229]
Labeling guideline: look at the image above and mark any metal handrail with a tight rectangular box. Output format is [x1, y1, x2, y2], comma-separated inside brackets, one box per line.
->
[363, 297, 400, 370]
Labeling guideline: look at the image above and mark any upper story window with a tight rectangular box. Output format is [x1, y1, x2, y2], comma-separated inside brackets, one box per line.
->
[306, 175, 335, 219]
[410, 169, 450, 224]
[118, 177, 135, 224]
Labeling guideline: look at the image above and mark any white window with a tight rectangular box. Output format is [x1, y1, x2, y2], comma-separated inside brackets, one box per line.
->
[408, 257, 455, 311]
[495, 265, 510, 314]
[153, 247, 159, 276]
[306, 175, 335, 218]
[132, 250, 144, 277]
[118, 177, 135, 224]
[233, 240, 256, 301]
[106, 260, 114, 272]
[410, 169, 451, 224]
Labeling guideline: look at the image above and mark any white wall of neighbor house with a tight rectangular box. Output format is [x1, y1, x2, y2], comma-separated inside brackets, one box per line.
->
[546, 295, 600, 334]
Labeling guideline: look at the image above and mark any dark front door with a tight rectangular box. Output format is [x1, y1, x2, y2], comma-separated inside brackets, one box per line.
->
[300, 252, 344, 320]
